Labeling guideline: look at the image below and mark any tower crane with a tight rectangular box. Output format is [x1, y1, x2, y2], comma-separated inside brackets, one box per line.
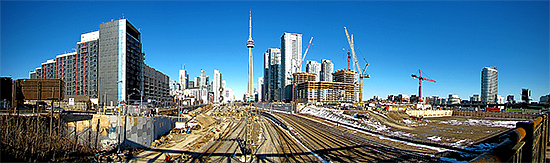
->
[297, 37, 314, 70]
[411, 69, 436, 103]
[344, 27, 370, 105]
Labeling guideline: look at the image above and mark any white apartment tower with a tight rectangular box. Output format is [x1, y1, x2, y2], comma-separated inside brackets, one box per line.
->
[481, 67, 498, 103]
[281, 32, 302, 101]
[258, 77, 264, 102]
[321, 59, 334, 82]
[306, 60, 321, 81]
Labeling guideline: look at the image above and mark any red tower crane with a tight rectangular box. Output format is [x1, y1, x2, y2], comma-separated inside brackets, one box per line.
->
[411, 69, 436, 102]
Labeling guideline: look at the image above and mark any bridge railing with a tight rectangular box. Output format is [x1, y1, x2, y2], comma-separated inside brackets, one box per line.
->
[470, 113, 549, 163]
[253, 103, 293, 113]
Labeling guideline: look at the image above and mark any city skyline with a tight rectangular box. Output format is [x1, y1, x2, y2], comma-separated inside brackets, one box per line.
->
[1, 1, 548, 101]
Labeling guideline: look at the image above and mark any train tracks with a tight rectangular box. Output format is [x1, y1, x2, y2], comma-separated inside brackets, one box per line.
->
[258, 112, 319, 162]
[275, 112, 441, 162]
[190, 118, 247, 162]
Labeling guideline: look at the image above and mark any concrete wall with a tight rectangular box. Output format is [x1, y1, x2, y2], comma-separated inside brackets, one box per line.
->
[406, 110, 453, 117]
[67, 114, 175, 151]
[452, 110, 538, 119]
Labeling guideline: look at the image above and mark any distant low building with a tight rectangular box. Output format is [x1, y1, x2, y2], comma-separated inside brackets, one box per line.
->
[469, 94, 480, 104]
[447, 94, 461, 105]
[540, 94, 549, 105]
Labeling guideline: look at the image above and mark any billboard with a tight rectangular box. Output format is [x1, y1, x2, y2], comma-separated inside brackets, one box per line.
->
[15, 79, 64, 100]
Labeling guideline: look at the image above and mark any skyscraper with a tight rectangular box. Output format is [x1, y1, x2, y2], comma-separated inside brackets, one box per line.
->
[481, 67, 498, 103]
[179, 66, 187, 90]
[263, 48, 282, 102]
[321, 59, 334, 82]
[258, 77, 264, 102]
[213, 70, 222, 103]
[306, 60, 321, 81]
[99, 19, 144, 105]
[281, 32, 302, 101]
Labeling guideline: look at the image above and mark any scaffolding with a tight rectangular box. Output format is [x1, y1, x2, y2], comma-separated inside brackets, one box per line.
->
[292, 72, 316, 85]
[295, 81, 356, 105]
[333, 69, 357, 84]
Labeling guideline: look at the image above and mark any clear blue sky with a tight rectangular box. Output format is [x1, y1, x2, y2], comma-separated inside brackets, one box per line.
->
[1, 1, 548, 101]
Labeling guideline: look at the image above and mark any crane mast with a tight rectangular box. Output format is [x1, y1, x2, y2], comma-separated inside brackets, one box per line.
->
[411, 69, 436, 103]
[344, 27, 369, 105]
[298, 37, 314, 70]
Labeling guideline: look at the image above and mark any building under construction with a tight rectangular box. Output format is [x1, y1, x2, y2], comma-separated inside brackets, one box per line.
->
[293, 71, 358, 104]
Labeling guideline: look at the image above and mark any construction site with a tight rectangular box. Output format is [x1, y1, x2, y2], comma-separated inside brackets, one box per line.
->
[2, 23, 549, 163]
[1, 80, 549, 162]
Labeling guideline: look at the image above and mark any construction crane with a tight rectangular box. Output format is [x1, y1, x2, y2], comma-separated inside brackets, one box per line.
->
[297, 37, 314, 70]
[411, 69, 436, 103]
[344, 27, 370, 105]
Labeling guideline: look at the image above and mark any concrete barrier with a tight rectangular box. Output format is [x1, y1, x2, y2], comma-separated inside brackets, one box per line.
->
[405, 110, 453, 117]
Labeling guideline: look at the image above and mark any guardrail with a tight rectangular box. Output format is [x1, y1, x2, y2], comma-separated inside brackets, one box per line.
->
[470, 113, 549, 162]
[253, 103, 294, 113]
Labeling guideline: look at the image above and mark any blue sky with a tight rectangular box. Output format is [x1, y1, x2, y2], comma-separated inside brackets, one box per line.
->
[1, 1, 548, 101]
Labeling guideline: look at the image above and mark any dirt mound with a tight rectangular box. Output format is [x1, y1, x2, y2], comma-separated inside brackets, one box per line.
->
[195, 113, 216, 128]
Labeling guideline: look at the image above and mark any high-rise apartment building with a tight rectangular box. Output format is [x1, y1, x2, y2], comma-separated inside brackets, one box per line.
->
[281, 32, 302, 101]
[194, 77, 200, 88]
[99, 19, 144, 105]
[143, 65, 170, 103]
[75, 31, 99, 97]
[31, 19, 169, 106]
[179, 67, 187, 90]
[306, 60, 321, 81]
[30, 31, 100, 98]
[258, 77, 264, 102]
[213, 70, 222, 103]
[321, 59, 334, 82]
[481, 67, 498, 103]
[263, 48, 282, 102]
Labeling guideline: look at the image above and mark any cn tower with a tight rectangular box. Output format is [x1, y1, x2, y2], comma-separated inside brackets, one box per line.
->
[246, 10, 255, 100]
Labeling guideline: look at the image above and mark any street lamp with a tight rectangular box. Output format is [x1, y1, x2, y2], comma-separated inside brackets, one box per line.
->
[133, 88, 143, 116]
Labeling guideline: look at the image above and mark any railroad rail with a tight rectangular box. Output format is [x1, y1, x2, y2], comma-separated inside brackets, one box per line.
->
[190, 118, 245, 162]
[275, 112, 440, 162]
[260, 113, 318, 162]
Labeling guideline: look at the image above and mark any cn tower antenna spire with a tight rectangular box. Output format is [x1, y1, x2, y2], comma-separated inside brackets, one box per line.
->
[249, 9, 252, 40]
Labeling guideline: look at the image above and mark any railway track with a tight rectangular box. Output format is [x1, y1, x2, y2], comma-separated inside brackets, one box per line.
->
[190, 117, 246, 162]
[275, 112, 440, 162]
[259, 113, 319, 162]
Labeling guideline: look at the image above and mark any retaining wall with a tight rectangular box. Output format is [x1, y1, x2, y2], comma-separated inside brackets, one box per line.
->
[453, 110, 538, 119]
[67, 114, 176, 151]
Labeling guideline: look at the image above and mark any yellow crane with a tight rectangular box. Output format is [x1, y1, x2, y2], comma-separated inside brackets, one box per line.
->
[344, 27, 370, 105]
